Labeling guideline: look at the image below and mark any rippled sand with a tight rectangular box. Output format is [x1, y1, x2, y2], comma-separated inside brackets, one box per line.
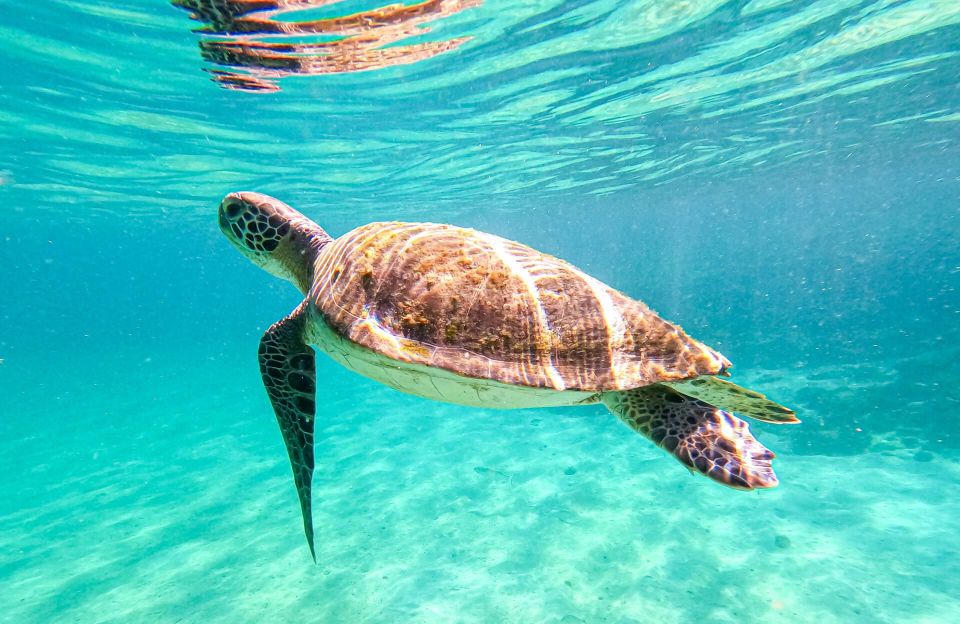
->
[2, 354, 956, 623]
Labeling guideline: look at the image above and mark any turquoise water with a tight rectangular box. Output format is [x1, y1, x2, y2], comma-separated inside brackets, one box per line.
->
[2, 0, 959, 621]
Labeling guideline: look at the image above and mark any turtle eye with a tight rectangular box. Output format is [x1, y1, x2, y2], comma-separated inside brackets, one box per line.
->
[224, 200, 244, 220]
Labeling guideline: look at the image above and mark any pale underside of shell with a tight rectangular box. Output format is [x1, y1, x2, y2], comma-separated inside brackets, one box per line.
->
[308, 222, 730, 392]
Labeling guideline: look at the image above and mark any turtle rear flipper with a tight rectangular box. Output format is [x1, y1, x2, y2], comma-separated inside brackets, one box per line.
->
[603, 385, 778, 490]
[666, 376, 799, 424]
[259, 304, 318, 561]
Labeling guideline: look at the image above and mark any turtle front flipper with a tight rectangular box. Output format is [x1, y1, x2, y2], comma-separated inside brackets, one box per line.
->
[603, 385, 778, 490]
[258, 304, 317, 561]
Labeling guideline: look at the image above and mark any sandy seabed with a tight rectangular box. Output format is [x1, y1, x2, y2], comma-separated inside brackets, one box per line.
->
[1, 355, 956, 624]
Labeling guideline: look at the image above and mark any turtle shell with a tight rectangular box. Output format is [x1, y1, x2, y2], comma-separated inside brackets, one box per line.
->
[309, 222, 730, 392]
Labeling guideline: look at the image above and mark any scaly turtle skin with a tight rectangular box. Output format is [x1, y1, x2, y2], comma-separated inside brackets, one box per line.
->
[219, 191, 799, 561]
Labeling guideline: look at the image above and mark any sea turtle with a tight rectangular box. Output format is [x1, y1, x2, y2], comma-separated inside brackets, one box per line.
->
[219, 191, 798, 560]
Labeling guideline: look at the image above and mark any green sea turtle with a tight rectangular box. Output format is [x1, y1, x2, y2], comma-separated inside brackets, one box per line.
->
[219, 191, 798, 560]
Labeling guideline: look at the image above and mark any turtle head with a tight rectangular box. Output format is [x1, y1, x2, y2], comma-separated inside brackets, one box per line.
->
[219, 191, 332, 294]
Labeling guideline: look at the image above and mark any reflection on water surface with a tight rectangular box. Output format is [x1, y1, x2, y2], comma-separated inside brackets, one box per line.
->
[173, 0, 481, 91]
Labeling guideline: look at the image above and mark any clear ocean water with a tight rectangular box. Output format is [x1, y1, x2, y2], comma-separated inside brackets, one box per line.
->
[2, 1, 959, 622]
